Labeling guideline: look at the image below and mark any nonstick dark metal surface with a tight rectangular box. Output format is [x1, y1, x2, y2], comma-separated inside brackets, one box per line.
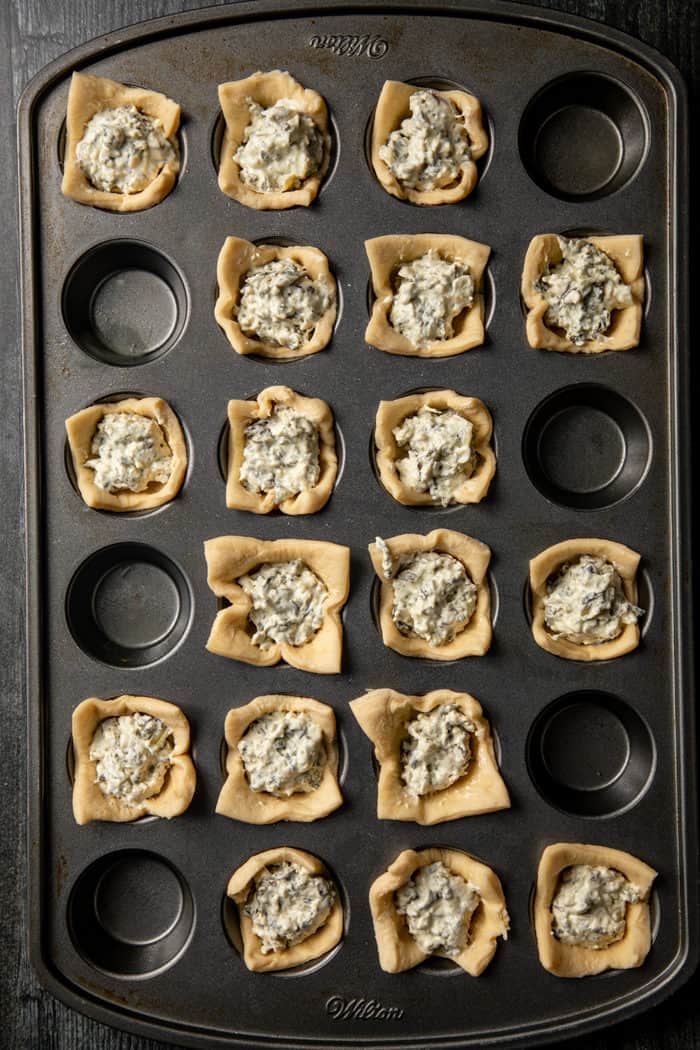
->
[19, 1, 695, 1046]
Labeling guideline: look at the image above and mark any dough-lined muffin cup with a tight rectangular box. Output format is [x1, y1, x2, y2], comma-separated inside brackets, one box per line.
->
[521, 234, 645, 353]
[216, 694, 342, 823]
[226, 386, 337, 514]
[215, 237, 337, 359]
[369, 847, 509, 974]
[370, 81, 488, 205]
[62, 72, 180, 212]
[534, 842, 657, 977]
[227, 846, 343, 972]
[365, 234, 490, 357]
[204, 536, 350, 674]
[217, 70, 330, 209]
[375, 389, 495, 504]
[65, 395, 187, 511]
[71, 694, 196, 825]
[350, 688, 509, 824]
[368, 529, 492, 660]
[529, 538, 641, 661]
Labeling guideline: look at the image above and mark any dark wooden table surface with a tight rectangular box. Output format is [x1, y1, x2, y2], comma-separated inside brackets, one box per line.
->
[2, 1, 698, 1047]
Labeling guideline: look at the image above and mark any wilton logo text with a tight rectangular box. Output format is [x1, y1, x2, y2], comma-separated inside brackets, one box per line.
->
[309, 34, 389, 58]
[326, 997, 404, 1021]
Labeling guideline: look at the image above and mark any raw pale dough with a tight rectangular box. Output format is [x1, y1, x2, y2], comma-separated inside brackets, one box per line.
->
[521, 234, 644, 353]
[365, 234, 490, 357]
[350, 688, 509, 824]
[368, 529, 492, 660]
[71, 694, 196, 825]
[216, 694, 342, 823]
[370, 81, 488, 205]
[204, 536, 350, 673]
[62, 72, 180, 212]
[369, 847, 509, 974]
[530, 538, 641, 661]
[534, 842, 656, 977]
[375, 389, 495, 504]
[227, 846, 343, 971]
[218, 70, 330, 209]
[215, 237, 336, 359]
[65, 396, 187, 511]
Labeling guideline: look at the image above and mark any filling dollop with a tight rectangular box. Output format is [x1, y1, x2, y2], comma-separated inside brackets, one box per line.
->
[393, 406, 476, 504]
[237, 259, 333, 350]
[238, 710, 326, 796]
[239, 405, 321, 503]
[544, 554, 643, 645]
[235, 98, 325, 193]
[389, 550, 478, 646]
[244, 862, 335, 953]
[85, 412, 173, 493]
[89, 713, 174, 804]
[379, 90, 471, 191]
[534, 237, 634, 346]
[551, 864, 641, 949]
[395, 861, 480, 957]
[238, 560, 328, 649]
[401, 704, 474, 797]
[76, 106, 176, 194]
[390, 252, 475, 349]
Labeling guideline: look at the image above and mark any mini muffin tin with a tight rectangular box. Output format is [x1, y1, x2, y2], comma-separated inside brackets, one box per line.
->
[19, 0, 695, 1046]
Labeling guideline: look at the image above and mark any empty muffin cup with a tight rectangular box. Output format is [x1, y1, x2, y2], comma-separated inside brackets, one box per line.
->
[522, 384, 651, 509]
[62, 240, 188, 365]
[68, 850, 195, 977]
[526, 691, 655, 817]
[519, 72, 647, 200]
[66, 542, 192, 667]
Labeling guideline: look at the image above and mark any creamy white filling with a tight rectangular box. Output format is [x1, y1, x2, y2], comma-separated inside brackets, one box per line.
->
[238, 560, 327, 649]
[379, 89, 471, 191]
[76, 105, 176, 194]
[239, 405, 321, 503]
[244, 861, 335, 953]
[85, 412, 173, 493]
[395, 861, 480, 957]
[393, 406, 476, 504]
[551, 864, 641, 948]
[389, 550, 477, 646]
[237, 259, 333, 350]
[235, 98, 325, 193]
[238, 710, 326, 796]
[401, 704, 474, 797]
[534, 237, 634, 345]
[544, 554, 643, 644]
[89, 713, 173, 804]
[390, 252, 475, 349]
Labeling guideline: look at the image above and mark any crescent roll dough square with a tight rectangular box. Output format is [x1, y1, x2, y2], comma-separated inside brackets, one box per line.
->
[369, 847, 509, 974]
[530, 538, 641, 661]
[375, 390, 495, 505]
[370, 81, 489, 205]
[365, 234, 490, 357]
[534, 842, 657, 977]
[65, 396, 187, 511]
[62, 72, 180, 212]
[71, 694, 196, 825]
[204, 536, 350, 674]
[218, 70, 330, 209]
[215, 237, 337, 359]
[226, 386, 337, 514]
[350, 688, 509, 824]
[227, 847, 343, 971]
[216, 694, 343, 823]
[369, 530, 492, 660]
[522, 234, 644, 353]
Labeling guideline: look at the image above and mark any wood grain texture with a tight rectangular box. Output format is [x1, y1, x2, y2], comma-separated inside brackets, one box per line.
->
[2, 0, 697, 1048]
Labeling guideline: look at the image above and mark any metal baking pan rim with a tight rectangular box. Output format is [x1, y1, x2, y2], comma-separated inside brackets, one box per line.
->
[19, 0, 695, 1046]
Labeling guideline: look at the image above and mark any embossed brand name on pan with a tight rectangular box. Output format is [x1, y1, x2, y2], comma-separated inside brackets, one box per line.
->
[326, 997, 404, 1021]
[309, 34, 388, 57]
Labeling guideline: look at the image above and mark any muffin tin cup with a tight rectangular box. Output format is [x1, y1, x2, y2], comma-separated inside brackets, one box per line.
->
[20, 1, 693, 1049]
